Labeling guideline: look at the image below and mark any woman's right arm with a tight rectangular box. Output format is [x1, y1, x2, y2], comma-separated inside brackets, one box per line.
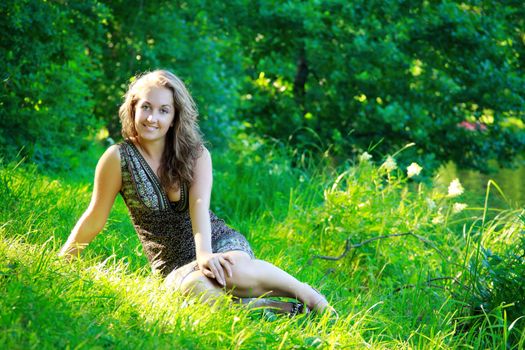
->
[59, 145, 122, 259]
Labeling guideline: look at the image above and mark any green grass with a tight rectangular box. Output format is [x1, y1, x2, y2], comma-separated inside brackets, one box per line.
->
[0, 138, 524, 349]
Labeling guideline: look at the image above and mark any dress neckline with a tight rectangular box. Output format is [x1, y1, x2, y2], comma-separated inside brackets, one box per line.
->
[126, 140, 184, 208]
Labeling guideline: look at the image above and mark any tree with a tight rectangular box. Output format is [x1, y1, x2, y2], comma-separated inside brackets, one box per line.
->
[218, 0, 525, 171]
[0, 0, 110, 169]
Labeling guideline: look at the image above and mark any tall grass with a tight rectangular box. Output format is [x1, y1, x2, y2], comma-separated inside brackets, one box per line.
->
[0, 138, 523, 349]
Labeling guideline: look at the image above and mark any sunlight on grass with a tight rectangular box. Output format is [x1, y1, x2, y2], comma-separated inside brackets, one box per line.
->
[1, 139, 524, 348]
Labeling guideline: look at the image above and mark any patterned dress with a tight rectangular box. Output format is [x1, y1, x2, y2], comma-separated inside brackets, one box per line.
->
[118, 140, 255, 289]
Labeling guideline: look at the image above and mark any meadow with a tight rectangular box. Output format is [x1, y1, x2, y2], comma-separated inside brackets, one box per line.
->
[0, 137, 523, 349]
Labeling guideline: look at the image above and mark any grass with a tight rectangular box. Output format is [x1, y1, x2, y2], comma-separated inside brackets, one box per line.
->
[0, 137, 524, 349]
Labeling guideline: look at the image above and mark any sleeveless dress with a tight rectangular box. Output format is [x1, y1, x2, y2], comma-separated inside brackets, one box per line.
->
[118, 140, 255, 289]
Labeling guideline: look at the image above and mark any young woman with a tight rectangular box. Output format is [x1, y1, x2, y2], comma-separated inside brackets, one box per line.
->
[59, 70, 335, 316]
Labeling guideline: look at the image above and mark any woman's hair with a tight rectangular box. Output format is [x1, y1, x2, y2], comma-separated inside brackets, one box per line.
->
[119, 70, 204, 189]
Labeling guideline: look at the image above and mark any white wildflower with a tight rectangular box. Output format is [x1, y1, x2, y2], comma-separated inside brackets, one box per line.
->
[452, 202, 467, 213]
[357, 200, 370, 209]
[432, 215, 444, 225]
[381, 156, 397, 172]
[359, 152, 372, 162]
[426, 198, 436, 210]
[431, 208, 444, 224]
[432, 208, 445, 224]
[406, 162, 423, 178]
[447, 178, 464, 197]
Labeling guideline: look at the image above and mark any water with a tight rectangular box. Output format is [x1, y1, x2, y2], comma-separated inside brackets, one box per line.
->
[436, 161, 525, 208]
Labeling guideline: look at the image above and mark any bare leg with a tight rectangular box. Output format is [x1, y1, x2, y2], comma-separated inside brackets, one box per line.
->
[178, 269, 301, 313]
[178, 251, 334, 314]
[221, 251, 332, 313]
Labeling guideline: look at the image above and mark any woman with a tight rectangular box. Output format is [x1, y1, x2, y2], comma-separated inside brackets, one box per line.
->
[59, 70, 335, 316]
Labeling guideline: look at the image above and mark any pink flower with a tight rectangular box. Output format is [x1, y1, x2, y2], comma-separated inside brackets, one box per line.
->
[478, 123, 487, 131]
[458, 121, 488, 132]
[458, 121, 476, 131]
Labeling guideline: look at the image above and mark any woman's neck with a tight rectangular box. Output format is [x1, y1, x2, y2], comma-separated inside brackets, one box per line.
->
[133, 137, 165, 162]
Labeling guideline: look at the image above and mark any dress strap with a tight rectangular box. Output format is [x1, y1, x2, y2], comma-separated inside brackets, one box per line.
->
[120, 140, 170, 211]
[122, 140, 188, 212]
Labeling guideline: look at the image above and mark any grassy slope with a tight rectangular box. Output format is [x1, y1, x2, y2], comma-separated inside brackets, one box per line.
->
[0, 140, 523, 349]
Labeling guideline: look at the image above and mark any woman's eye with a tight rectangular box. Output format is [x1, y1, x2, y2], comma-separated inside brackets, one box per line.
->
[161, 109, 169, 114]
[141, 105, 150, 110]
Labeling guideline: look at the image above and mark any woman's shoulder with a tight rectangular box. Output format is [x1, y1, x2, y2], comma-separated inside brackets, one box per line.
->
[97, 143, 122, 170]
[200, 144, 210, 157]
[194, 145, 211, 166]
[107, 143, 123, 157]
[109, 139, 135, 158]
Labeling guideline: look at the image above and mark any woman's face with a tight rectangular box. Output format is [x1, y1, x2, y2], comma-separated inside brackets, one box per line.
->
[134, 86, 175, 143]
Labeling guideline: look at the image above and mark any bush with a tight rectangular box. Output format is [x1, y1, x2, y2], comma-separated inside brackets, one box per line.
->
[0, 0, 110, 170]
[465, 216, 525, 341]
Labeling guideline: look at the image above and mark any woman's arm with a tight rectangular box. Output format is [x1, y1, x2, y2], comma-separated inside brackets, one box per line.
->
[59, 145, 122, 258]
[189, 147, 234, 286]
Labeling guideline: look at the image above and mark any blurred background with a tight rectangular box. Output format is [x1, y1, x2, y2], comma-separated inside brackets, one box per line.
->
[1, 0, 524, 200]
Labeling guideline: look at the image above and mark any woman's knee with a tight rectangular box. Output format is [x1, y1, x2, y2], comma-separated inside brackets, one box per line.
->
[223, 251, 258, 287]
[223, 251, 252, 266]
[179, 270, 216, 296]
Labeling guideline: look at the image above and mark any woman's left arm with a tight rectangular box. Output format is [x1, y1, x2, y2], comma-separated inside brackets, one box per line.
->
[189, 147, 234, 286]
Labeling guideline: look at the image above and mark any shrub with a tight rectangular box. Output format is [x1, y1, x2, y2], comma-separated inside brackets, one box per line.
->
[464, 215, 525, 344]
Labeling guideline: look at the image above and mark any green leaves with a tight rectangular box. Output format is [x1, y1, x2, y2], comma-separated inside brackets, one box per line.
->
[226, 0, 525, 173]
[2, 0, 523, 173]
[1, 0, 109, 170]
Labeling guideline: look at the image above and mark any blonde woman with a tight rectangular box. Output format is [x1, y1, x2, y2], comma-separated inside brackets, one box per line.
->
[60, 70, 335, 316]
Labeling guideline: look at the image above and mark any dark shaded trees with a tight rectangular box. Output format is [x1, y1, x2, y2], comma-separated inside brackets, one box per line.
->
[1, 0, 524, 172]
[220, 0, 525, 171]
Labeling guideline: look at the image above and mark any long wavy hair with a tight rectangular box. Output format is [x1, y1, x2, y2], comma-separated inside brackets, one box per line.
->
[119, 70, 203, 190]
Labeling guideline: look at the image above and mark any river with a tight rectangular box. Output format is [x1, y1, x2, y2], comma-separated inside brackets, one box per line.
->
[436, 161, 525, 208]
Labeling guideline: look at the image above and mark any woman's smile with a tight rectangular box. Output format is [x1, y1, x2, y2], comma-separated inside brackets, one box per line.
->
[143, 123, 159, 131]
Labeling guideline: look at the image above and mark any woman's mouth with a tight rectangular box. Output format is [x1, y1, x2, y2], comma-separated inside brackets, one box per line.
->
[143, 124, 159, 131]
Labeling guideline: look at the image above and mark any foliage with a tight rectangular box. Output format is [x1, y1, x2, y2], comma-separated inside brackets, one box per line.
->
[464, 213, 525, 340]
[0, 0, 244, 170]
[220, 0, 525, 172]
[0, 0, 109, 170]
[92, 1, 244, 144]
[2, 1, 524, 172]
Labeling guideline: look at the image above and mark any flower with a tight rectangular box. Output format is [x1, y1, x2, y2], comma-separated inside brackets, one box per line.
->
[452, 202, 467, 213]
[426, 198, 436, 210]
[458, 120, 488, 132]
[432, 215, 444, 225]
[381, 156, 397, 172]
[432, 208, 444, 224]
[447, 178, 464, 197]
[359, 152, 372, 162]
[357, 200, 370, 209]
[406, 162, 423, 178]
[458, 121, 477, 131]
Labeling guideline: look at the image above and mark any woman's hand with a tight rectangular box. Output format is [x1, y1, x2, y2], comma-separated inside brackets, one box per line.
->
[197, 252, 235, 287]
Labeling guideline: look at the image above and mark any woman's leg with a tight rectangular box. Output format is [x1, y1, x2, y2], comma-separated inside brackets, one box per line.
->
[178, 270, 305, 314]
[222, 251, 332, 312]
[178, 251, 333, 313]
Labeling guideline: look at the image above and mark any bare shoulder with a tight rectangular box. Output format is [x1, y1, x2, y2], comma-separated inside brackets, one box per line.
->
[98, 144, 121, 167]
[194, 145, 212, 169]
[199, 145, 211, 161]
[94, 144, 122, 189]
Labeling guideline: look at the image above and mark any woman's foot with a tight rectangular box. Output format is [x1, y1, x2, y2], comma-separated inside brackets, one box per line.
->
[300, 283, 338, 317]
[236, 297, 308, 317]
